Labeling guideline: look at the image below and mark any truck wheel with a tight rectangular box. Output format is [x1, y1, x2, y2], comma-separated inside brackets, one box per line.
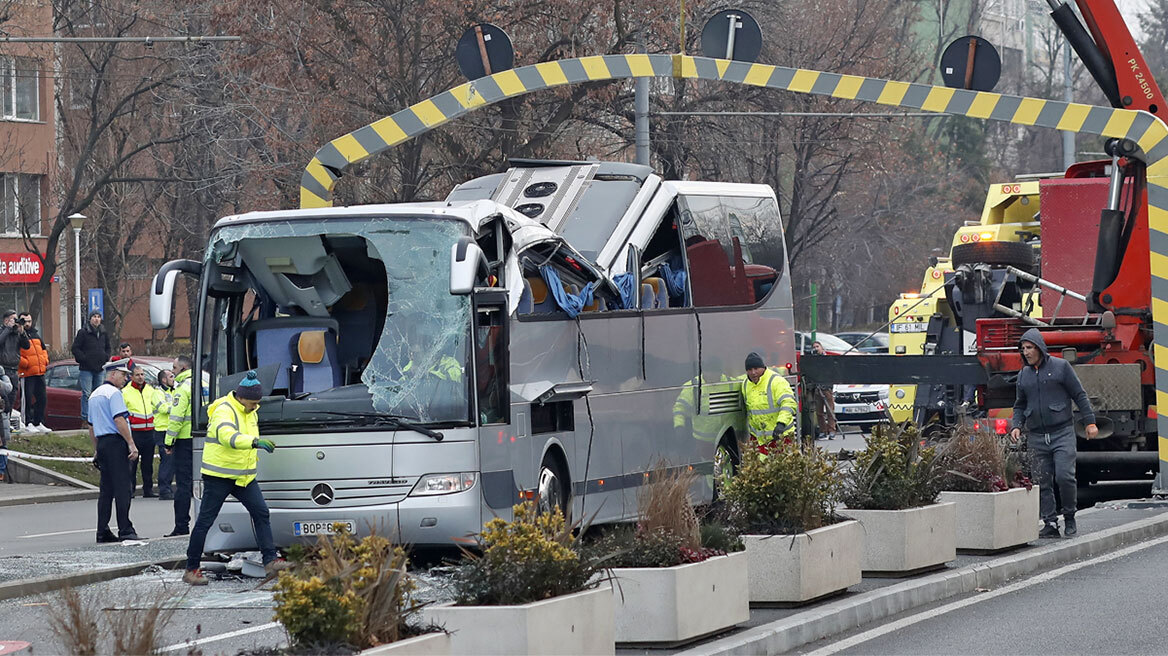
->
[951, 241, 1036, 273]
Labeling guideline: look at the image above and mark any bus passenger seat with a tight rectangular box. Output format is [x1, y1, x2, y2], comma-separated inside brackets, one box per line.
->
[641, 283, 659, 309]
[519, 278, 534, 314]
[291, 329, 343, 394]
[527, 277, 557, 313]
[643, 277, 669, 308]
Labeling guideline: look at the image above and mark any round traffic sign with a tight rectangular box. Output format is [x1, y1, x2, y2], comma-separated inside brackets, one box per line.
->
[940, 35, 1001, 92]
[700, 10, 762, 63]
[456, 23, 514, 81]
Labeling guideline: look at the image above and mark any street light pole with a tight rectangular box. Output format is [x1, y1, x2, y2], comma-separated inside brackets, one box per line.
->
[68, 213, 85, 334]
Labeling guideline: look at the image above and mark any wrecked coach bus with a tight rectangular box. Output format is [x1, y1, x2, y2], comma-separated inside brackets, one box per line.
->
[150, 162, 795, 551]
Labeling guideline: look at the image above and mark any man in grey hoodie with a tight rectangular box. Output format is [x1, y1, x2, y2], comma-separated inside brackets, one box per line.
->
[1009, 328, 1098, 538]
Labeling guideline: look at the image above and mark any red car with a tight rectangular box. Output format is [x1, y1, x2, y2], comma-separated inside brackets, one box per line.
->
[42, 356, 175, 430]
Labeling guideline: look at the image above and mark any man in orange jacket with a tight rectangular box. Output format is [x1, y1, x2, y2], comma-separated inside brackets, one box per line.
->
[17, 312, 49, 434]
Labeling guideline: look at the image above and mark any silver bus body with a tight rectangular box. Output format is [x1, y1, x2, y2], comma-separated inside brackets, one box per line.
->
[153, 162, 796, 551]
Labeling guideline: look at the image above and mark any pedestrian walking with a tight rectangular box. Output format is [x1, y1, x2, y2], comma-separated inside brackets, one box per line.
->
[71, 311, 110, 426]
[1009, 328, 1098, 538]
[0, 310, 30, 433]
[0, 366, 11, 482]
[741, 351, 798, 455]
[91, 358, 142, 542]
[17, 312, 49, 434]
[183, 371, 290, 585]
[810, 341, 839, 440]
[122, 365, 158, 497]
[154, 368, 176, 500]
[164, 356, 195, 536]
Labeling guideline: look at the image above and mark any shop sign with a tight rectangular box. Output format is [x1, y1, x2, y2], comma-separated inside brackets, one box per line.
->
[0, 253, 43, 283]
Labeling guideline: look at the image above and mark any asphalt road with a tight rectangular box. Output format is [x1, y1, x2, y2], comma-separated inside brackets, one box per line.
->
[0, 495, 182, 557]
[801, 534, 1168, 655]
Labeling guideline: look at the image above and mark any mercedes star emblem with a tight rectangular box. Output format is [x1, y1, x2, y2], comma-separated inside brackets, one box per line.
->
[311, 483, 335, 506]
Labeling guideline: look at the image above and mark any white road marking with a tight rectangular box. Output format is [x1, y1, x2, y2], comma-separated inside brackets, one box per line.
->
[807, 532, 1168, 655]
[18, 528, 93, 539]
[159, 621, 282, 652]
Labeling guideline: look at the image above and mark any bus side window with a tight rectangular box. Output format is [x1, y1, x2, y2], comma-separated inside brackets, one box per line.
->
[475, 304, 508, 425]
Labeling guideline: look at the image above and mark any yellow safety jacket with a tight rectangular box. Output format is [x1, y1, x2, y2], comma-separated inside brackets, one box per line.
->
[153, 386, 174, 433]
[203, 391, 261, 486]
[122, 382, 157, 432]
[165, 369, 194, 446]
[673, 374, 735, 443]
[742, 368, 798, 444]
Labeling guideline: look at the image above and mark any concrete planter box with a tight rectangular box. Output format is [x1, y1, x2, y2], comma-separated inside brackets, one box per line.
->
[939, 486, 1040, 551]
[360, 632, 450, 655]
[847, 502, 957, 574]
[611, 551, 749, 644]
[742, 520, 863, 604]
[422, 585, 613, 655]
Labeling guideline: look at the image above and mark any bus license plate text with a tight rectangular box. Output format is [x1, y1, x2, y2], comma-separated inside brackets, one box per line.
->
[293, 520, 356, 536]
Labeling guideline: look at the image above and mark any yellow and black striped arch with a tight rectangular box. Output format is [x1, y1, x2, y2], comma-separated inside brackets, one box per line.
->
[299, 52, 1168, 483]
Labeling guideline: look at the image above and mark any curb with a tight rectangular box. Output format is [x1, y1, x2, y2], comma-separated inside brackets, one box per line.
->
[679, 510, 1168, 656]
[0, 557, 186, 602]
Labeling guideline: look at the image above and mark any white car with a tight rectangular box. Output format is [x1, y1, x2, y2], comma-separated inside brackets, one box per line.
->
[833, 383, 891, 426]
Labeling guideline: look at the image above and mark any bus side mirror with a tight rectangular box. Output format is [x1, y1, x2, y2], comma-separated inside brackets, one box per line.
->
[450, 237, 489, 295]
[150, 259, 202, 330]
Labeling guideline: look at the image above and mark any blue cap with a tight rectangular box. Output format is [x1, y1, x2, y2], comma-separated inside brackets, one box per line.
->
[236, 370, 262, 400]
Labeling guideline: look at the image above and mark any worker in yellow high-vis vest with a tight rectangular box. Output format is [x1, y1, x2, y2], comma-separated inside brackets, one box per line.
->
[182, 371, 291, 585]
[741, 351, 798, 455]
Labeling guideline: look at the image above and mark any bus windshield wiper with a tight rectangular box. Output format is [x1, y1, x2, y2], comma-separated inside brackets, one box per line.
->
[317, 411, 444, 442]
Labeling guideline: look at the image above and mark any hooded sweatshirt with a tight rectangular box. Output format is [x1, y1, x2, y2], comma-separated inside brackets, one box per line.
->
[1011, 328, 1095, 434]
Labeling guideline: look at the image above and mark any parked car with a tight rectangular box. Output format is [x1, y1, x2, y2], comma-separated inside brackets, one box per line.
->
[795, 331, 856, 355]
[835, 331, 890, 354]
[832, 383, 891, 426]
[43, 356, 174, 431]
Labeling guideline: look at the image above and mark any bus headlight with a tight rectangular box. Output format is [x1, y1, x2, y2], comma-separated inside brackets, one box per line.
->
[410, 472, 478, 496]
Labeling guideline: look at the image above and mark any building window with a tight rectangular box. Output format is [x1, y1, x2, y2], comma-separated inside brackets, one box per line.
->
[1, 174, 41, 236]
[1, 57, 39, 121]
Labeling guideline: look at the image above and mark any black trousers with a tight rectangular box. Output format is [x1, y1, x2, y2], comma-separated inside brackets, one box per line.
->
[22, 375, 46, 426]
[96, 435, 136, 538]
[172, 438, 193, 531]
[130, 431, 156, 495]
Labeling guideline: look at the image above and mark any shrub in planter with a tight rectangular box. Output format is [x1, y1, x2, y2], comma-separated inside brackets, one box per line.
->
[722, 442, 862, 603]
[434, 502, 613, 655]
[451, 502, 601, 606]
[935, 425, 1039, 551]
[842, 422, 942, 510]
[724, 442, 842, 534]
[273, 525, 427, 651]
[592, 466, 748, 644]
[842, 423, 956, 573]
[935, 424, 1032, 492]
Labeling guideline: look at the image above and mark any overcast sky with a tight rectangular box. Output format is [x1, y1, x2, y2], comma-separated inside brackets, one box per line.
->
[1117, 0, 1151, 40]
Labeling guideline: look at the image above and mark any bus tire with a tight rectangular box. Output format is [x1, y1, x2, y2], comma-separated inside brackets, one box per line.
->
[951, 241, 1036, 273]
[537, 451, 570, 519]
[712, 436, 740, 503]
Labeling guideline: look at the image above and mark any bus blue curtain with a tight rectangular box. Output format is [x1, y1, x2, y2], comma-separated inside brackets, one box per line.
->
[539, 266, 595, 318]
[612, 272, 637, 309]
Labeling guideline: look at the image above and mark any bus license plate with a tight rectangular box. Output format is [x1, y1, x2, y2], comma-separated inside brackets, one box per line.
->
[293, 520, 356, 536]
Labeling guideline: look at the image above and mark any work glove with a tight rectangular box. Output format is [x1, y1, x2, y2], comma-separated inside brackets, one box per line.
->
[253, 438, 276, 454]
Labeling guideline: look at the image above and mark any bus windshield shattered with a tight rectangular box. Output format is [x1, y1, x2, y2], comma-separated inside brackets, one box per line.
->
[202, 216, 472, 429]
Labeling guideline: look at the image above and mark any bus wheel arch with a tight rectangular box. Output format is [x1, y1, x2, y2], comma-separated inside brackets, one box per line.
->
[537, 445, 571, 518]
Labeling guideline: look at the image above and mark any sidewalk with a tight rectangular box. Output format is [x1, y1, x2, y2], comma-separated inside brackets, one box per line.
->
[0, 482, 98, 507]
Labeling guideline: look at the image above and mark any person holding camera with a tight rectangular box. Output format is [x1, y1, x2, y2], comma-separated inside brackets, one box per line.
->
[0, 310, 30, 435]
[17, 312, 49, 434]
